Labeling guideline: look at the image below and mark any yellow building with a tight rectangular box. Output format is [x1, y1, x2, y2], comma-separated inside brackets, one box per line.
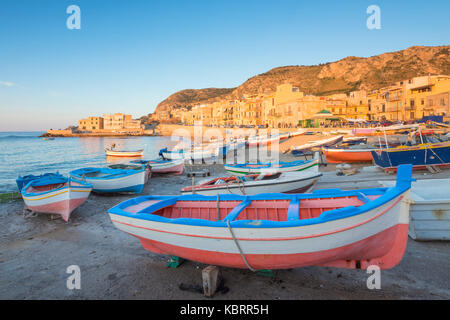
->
[162, 75, 450, 127]
[346, 90, 369, 121]
[404, 75, 450, 120]
[103, 113, 142, 131]
[325, 94, 347, 119]
[78, 116, 104, 131]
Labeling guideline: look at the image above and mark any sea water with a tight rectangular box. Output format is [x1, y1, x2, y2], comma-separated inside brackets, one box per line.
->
[0, 132, 179, 193]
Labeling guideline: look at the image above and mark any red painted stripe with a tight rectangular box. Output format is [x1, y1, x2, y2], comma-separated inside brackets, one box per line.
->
[130, 224, 409, 269]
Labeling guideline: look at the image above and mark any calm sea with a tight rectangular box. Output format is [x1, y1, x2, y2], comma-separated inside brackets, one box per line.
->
[0, 132, 180, 193]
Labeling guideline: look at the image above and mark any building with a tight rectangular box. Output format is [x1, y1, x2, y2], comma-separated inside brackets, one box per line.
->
[103, 113, 142, 131]
[404, 75, 450, 120]
[78, 117, 104, 131]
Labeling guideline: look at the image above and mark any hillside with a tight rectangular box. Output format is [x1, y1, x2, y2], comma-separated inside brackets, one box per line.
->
[152, 45, 450, 119]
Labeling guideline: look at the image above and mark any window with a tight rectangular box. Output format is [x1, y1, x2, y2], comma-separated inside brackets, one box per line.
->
[410, 99, 415, 107]
[421, 99, 424, 105]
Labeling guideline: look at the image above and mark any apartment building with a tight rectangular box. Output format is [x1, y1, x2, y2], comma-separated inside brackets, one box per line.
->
[78, 116, 104, 131]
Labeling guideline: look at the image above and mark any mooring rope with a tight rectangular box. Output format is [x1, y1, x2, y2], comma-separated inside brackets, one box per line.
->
[226, 220, 257, 272]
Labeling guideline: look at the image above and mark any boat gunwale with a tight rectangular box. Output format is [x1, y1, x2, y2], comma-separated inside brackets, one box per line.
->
[21, 177, 93, 197]
[70, 167, 146, 181]
[224, 159, 313, 169]
[108, 164, 412, 229]
[181, 172, 323, 192]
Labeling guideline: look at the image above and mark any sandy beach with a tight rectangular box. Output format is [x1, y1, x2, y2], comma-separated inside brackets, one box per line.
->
[1, 139, 449, 300]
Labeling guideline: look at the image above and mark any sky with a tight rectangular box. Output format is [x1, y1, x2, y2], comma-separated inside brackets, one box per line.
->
[0, 0, 449, 131]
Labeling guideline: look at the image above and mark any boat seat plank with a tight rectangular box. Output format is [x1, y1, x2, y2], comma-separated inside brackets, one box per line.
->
[223, 198, 251, 222]
[357, 192, 371, 203]
[287, 198, 300, 221]
[137, 198, 178, 214]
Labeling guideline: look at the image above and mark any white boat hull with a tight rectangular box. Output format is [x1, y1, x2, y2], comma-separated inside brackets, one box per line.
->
[71, 170, 146, 193]
[108, 189, 410, 269]
[182, 170, 322, 196]
[224, 159, 319, 176]
[22, 183, 92, 221]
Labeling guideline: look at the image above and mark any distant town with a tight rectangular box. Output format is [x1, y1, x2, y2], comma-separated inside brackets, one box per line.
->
[45, 74, 450, 137]
[45, 113, 155, 137]
[148, 75, 450, 128]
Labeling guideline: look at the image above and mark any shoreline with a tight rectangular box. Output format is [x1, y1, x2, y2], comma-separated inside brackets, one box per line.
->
[40, 133, 160, 138]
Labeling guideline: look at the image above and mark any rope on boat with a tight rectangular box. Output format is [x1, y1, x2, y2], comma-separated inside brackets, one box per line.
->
[427, 145, 446, 165]
[226, 220, 257, 272]
[225, 178, 246, 195]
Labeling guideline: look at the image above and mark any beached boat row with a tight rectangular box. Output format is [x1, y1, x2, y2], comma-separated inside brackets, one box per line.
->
[14, 125, 450, 273]
[17, 157, 186, 221]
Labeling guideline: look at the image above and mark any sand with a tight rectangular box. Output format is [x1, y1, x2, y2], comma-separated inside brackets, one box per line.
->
[1, 142, 449, 300]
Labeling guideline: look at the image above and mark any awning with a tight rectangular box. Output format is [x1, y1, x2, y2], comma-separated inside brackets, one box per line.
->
[345, 118, 366, 123]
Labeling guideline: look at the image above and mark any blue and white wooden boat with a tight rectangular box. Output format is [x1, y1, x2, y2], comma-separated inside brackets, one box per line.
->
[159, 148, 185, 160]
[182, 169, 322, 196]
[16, 172, 64, 192]
[159, 146, 219, 163]
[131, 158, 184, 175]
[289, 135, 343, 156]
[107, 164, 412, 270]
[224, 158, 318, 176]
[371, 140, 450, 171]
[70, 167, 146, 194]
[21, 176, 92, 222]
[107, 163, 150, 183]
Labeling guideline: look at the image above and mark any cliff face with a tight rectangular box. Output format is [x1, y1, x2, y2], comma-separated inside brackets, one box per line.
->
[153, 45, 450, 117]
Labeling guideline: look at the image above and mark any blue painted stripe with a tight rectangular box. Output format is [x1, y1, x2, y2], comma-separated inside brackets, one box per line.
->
[94, 184, 144, 194]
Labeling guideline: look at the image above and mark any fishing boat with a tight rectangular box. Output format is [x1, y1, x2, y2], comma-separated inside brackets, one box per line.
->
[322, 145, 375, 164]
[278, 132, 291, 141]
[247, 135, 280, 147]
[226, 139, 246, 153]
[159, 147, 184, 160]
[380, 179, 450, 241]
[224, 158, 318, 176]
[21, 175, 92, 222]
[42, 137, 55, 141]
[371, 133, 450, 171]
[107, 163, 151, 183]
[107, 164, 412, 270]
[105, 148, 144, 157]
[16, 172, 64, 192]
[181, 169, 322, 196]
[342, 136, 368, 145]
[70, 167, 146, 194]
[131, 158, 184, 175]
[288, 129, 306, 138]
[289, 135, 343, 156]
[185, 147, 219, 163]
[159, 146, 219, 163]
